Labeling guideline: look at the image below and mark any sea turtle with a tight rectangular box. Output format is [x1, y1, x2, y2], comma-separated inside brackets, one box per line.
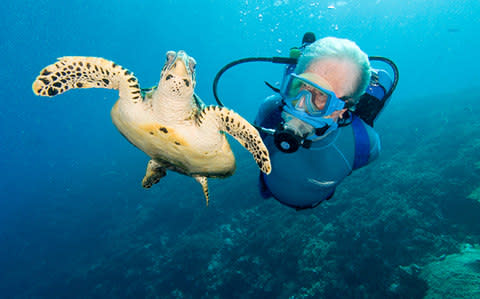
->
[32, 50, 271, 205]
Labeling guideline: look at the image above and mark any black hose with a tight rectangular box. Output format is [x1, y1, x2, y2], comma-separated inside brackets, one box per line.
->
[212, 57, 297, 106]
[212, 55, 398, 107]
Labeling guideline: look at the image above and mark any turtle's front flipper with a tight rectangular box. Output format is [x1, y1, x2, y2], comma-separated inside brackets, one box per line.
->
[142, 160, 167, 188]
[32, 56, 142, 102]
[194, 176, 210, 206]
[199, 106, 271, 175]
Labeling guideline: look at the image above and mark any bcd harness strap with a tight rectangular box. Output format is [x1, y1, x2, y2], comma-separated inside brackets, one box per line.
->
[351, 114, 370, 170]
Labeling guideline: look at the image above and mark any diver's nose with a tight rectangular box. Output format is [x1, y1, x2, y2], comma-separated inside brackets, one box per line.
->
[295, 96, 306, 110]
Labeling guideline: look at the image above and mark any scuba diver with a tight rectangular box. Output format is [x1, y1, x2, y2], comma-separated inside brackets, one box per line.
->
[213, 33, 398, 210]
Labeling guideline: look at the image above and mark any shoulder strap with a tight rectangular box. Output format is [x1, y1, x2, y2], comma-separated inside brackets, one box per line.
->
[352, 114, 371, 170]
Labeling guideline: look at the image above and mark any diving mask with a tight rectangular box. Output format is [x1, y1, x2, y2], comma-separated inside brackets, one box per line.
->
[281, 73, 345, 117]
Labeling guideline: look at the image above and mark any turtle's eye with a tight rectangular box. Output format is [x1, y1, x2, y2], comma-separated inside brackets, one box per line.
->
[188, 57, 196, 73]
[166, 51, 176, 63]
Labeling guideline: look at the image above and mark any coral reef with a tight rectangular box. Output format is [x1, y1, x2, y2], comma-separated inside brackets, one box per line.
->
[3, 90, 480, 298]
[420, 244, 480, 298]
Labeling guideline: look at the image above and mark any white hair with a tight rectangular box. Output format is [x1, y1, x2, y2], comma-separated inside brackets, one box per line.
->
[295, 37, 371, 100]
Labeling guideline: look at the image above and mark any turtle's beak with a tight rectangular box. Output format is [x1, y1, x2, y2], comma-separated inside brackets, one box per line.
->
[168, 51, 190, 77]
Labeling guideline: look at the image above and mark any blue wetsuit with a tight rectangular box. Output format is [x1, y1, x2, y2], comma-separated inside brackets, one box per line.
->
[255, 95, 381, 209]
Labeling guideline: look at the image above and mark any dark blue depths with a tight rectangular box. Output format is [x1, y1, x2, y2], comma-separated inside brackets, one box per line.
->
[1, 0, 479, 298]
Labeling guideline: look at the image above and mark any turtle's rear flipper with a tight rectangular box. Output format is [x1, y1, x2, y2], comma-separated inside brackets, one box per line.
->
[142, 160, 167, 188]
[199, 106, 271, 175]
[194, 176, 210, 206]
[32, 56, 142, 102]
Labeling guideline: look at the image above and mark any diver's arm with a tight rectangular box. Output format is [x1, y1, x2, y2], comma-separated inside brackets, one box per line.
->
[367, 130, 381, 163]
[254, 95, 283, 128]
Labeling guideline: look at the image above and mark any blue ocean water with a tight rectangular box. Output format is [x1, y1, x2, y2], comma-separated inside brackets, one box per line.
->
[1, 0, 480, 298]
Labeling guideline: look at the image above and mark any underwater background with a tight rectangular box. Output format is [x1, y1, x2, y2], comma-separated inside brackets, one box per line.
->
[1, 0, 480, 298]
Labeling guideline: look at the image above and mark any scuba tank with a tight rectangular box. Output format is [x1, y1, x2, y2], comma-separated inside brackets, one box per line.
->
[353, 58, 397, 127]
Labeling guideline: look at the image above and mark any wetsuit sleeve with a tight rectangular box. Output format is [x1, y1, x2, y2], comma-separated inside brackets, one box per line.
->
[254, 95, 283, 128]
[367, 128, 381, 163]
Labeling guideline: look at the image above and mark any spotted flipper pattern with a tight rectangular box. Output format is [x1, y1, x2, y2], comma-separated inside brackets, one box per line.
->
[198, 106, 271, 175]
[142, 160, 167, 188]
[32, 56, 142, 102]
[194, 176, 210, 206]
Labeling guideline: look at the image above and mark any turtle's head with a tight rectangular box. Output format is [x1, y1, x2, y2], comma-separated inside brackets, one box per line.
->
[158, 50, 196, 98]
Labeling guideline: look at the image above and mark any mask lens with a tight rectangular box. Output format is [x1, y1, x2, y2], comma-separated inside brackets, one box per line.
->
[304, 86, 328, 113]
